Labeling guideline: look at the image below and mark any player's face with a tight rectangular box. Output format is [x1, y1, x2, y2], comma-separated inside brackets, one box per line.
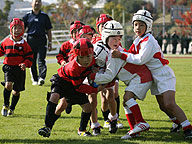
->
[81, 34, 93, 41]
[107, 36, 122, 50]
[32, 0, 42, 11]
[133, 20, 146, 37]
[77, 54, 93, 67]
[11, 25, 23, 38]
[71, 30, 77, 40]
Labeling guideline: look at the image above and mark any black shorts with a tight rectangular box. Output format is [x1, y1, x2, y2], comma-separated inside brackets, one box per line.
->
[2, 64, 26, 91]
[50, 74, 89, 105]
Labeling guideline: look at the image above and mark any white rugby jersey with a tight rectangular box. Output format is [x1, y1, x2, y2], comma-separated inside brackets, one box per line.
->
[93, 41, 152, 85]
[120, 33, 169, 72]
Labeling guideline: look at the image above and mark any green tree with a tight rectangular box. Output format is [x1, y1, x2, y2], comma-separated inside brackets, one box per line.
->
[3, 0, 13, 21]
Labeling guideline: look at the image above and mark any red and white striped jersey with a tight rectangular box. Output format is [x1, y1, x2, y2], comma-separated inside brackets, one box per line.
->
[120, 33, 169, 72]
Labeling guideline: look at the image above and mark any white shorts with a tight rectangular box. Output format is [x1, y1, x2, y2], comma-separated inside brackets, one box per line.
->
[125, 75, 152, 100]
[150, 65, 176, 95]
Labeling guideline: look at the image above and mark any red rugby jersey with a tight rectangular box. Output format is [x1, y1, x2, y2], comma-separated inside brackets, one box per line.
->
[56, 39, 74, 65]
[0, 37, 33, 67]
[57, 57, 98, 94]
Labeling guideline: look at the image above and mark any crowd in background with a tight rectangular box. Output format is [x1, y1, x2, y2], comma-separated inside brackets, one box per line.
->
[155, 30, 192, 55]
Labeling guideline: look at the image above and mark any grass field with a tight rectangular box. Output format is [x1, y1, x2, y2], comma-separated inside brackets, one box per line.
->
[0, 57, 192, 144]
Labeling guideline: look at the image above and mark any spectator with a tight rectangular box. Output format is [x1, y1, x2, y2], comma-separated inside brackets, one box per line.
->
[171, 30, 179, 54]
[180, 33, 187, 54]
[156, 31, 163, 49]
[23, 0, 52, 86]
[163, 32, 170, 54]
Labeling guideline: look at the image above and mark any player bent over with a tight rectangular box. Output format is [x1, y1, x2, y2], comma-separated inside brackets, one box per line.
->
[38, 38, 105, 137]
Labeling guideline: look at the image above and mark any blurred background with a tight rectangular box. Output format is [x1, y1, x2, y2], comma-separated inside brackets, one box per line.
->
[0, 0, 191, 55]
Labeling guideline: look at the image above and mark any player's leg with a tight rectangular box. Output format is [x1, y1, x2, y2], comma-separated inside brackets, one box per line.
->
[38, 92, 60, 137]
[89, 93, 102, 136]
[100, 89, 110, 128]
[55, 97, 67, 115]
[123, 91, 149, 136]
[105, 88, 118, 134]
[114, 81, 123, 128]
[161, 91, 192, 139]
[78, 102, 92, 136]
[1, 81, 13, 116]
[155, 94, 182, 133]
[8, 90, 20, 116]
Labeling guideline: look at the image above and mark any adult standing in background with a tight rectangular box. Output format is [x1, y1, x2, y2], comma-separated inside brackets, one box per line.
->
[171, 30, 179, 54]
[23, 0, 52, 86]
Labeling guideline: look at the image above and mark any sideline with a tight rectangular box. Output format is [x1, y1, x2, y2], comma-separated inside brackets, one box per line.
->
[0, 54, 191, 65]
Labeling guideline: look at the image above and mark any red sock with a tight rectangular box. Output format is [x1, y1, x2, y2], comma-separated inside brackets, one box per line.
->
[172, 119, 180, 125]
[129, 104, 146, 123]
[182, 125, 192, 131]
[125, 113, 136, 130]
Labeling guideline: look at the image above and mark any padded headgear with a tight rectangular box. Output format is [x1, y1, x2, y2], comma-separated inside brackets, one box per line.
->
[94, 44, 109, 67]
[101, 20, 124, 44]
[70, 21, 84, 33]
[10, 18, 24, 38]
[96, 14, 113, 33]
[76, 25, 96, 40]
[132, 10, 153, 34]
[73, 38, 94, 56]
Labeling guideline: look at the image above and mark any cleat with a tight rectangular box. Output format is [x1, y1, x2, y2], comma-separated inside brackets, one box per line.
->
[65, 103, 72, 114]
[129, 122, 150, 135]
[103, 120, 110, 128]
[170, 123, 182, 133]
[121, 132, 140, 139]
[78, 130, 92, 136]
[117, 119, 123, 129]
[183, 129, 192, 139]
[109, 119, 118, 134]
[32, 81, 38, 85]
[7, 109, 14, 116]
[92, 126, 103, 136]
[38, 78, 45, 86]
[38, 127, 51, 137]
[1, 105, 9, 117]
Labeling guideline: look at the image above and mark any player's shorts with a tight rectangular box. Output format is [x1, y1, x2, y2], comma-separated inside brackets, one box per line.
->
[2, 64, 25, 91]
[50, 74, 89, 105]
[125, 75, 152, 100]
[150, 65, 176, 95]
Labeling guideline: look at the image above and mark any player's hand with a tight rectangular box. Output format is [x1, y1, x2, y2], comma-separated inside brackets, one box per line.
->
[61, 61, 67, 66]
[112, 49, 122, 58]
[97, 84, 106, 92]
[19, 63, 26, 71]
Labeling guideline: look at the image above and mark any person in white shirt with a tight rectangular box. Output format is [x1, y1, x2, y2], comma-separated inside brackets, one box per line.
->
[112, 9, 192, 139]
[89, 20, 153, 139]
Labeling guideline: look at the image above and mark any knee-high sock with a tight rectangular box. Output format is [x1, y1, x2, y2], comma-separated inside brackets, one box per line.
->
[125, 98, 146, 123]
[50, 114, 61, 129]
[115, 96, 120, 117]
[169, 117, 180, 125]
[181, 120, 192, 131]
[45, 101, 57, 129]
[79, 111, 91, 131]
[3, 88, 11, 106]
[124, 106, 136, 130]
[10, 94, 20, 110]
[102, 109, 110, 121]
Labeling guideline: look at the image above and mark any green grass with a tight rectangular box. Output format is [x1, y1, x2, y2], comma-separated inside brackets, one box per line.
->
[0, 57, 192, 144]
